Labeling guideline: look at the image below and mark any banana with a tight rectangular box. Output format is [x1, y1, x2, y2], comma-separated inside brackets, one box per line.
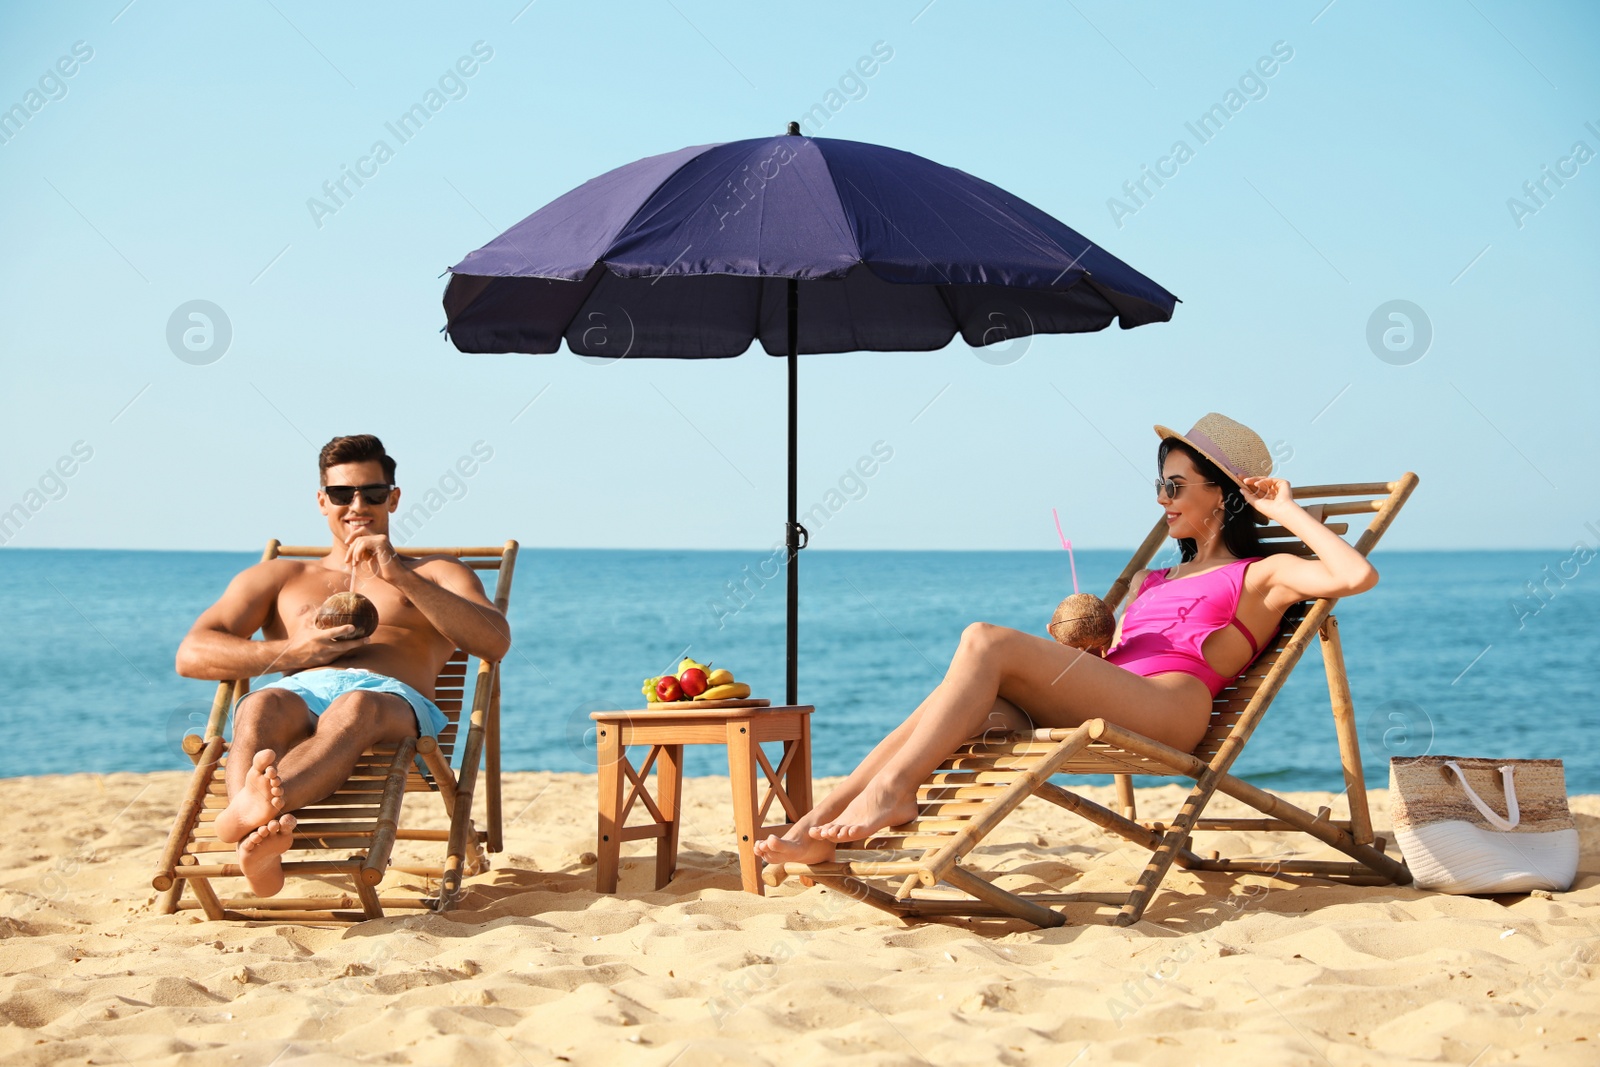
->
[695, 682, 751, 701]
[705, 668, 734, 687]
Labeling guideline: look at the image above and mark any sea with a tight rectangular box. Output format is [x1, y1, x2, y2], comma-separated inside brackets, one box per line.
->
[2, 548, 1597, 794]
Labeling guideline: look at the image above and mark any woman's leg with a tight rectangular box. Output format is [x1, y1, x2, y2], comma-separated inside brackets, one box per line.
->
[808, 622, 1210, 845]
[752, 691, 1028, 865]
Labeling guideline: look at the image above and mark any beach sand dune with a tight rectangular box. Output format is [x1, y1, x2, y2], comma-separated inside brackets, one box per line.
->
[2, 771, 1596, 1065]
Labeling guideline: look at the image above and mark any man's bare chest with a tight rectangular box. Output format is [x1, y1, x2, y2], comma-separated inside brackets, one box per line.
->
[275, 563, 428, 633]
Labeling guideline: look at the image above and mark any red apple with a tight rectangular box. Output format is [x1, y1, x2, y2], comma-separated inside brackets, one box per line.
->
[678, 667, 708, 698]
[655, 675, 683, 702]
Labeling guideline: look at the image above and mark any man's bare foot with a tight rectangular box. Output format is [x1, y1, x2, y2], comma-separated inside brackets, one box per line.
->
[808, 785, 919, 844]
[237, 814, 297, 897]
[753, 831, 836, 866]
[215, 749, 285, 844]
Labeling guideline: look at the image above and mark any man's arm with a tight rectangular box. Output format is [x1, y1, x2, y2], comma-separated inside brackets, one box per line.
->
[175, 561, 365, 680]
[350, 537, 511, 662]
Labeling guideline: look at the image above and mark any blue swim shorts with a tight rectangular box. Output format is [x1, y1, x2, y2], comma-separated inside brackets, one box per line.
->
[258, 667, 449, 739]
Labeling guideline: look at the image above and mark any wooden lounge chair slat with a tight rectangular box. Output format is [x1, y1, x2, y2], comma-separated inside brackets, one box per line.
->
[872, 815, 971, 833]
[956, 741, 1061, 757]
[152, 539, 517, 921]
[1258, 522, 1348, 537]
[915, 800, 1007, 818]
[858, 833, 962, 850]
[770, 859, 927, 878]
[1058, 753, 1168, 775]
[764, 473, 1420, 927]
[923, 770, 1021, 787]
[1190, 817, 1354, 832]
[916, 784, 1011, 800]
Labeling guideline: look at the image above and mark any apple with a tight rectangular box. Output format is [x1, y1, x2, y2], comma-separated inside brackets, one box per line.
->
[655, 675, 683, 702]
[678, 667, 708, 698]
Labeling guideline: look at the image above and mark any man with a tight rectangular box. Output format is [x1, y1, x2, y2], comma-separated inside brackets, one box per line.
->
[176, 434, 510, 897]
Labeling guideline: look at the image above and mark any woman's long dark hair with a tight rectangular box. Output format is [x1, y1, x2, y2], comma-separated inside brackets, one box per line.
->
[1159, 439, 1266, 563]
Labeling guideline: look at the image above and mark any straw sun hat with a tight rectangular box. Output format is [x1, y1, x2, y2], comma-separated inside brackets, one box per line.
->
[1153, 413, 1273, 492]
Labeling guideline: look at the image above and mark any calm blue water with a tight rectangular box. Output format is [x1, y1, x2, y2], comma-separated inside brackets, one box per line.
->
[2, 548, 1596, 794]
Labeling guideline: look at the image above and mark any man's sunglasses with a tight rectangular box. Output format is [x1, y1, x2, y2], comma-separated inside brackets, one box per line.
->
[1155, 478, 1217, 500]
[323, 483, 395, 506]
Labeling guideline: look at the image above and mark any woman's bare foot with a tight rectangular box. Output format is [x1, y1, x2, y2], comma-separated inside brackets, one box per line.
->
[753, 830, 836, 866]
[237, 814, 297, 897]
[215, 749, 285, 844]
[809, 784, 919, 844]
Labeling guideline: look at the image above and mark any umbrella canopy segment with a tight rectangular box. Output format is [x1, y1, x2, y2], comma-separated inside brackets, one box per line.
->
[444, 135, 1177, 357]
[443, 130, 1179, 706]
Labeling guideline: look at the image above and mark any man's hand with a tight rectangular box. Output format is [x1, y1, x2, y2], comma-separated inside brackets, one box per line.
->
[346, 532, 405, 585]
[282, 620, 367, 671]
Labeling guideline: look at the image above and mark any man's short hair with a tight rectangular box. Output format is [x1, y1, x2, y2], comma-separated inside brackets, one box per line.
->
[319, 434, 396, 484]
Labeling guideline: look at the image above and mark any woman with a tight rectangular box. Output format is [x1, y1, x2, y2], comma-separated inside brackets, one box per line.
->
[754, 413, 1380, 866]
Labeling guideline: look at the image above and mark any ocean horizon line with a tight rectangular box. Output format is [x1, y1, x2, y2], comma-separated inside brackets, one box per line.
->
[0, 544, 1577, 555]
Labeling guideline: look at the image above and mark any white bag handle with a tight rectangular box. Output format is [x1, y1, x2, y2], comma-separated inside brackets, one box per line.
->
[1443, 760, 1520, 831]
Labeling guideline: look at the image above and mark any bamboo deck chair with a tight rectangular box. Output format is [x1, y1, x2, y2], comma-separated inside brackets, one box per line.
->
[764, 476, 1419, 928]
[152, 540, 518, 922]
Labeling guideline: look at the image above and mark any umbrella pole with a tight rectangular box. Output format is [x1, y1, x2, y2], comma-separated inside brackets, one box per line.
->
[785, 277, 801, 706]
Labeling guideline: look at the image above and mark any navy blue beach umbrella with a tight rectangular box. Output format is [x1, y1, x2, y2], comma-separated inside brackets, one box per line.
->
[443, 124, 1179, 705]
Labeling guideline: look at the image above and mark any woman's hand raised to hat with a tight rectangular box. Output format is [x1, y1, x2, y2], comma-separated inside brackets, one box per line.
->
[1240, 476, 1297, 521]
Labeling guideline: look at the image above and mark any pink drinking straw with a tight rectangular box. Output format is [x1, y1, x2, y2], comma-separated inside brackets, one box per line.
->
[1051, 507, 1080, 594]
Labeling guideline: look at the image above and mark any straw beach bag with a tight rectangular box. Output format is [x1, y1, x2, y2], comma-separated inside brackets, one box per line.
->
[1390, 756, 1579, 894]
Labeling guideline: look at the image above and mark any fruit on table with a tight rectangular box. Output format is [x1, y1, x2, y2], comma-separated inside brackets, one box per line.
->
[641, 659, 752, 704]
[696, 681, 751, 701]
[678, 667, 709, 698]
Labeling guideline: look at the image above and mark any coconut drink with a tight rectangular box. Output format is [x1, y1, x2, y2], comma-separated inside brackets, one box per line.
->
[1046, 509, 1114, 652]
[1048, 592, 1115, 652]
[314, 591, 379, 639]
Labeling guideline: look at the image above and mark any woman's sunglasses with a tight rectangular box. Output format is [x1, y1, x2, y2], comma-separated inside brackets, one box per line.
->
[323, 483, 395, 506]
[1155, 478, 1217, 500]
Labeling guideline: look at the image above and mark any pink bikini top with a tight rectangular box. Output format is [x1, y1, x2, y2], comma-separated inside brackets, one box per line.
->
[1103, 557, 1263, 697]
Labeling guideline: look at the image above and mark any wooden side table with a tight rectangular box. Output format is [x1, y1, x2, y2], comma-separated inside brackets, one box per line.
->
[591, 702, 814, 895]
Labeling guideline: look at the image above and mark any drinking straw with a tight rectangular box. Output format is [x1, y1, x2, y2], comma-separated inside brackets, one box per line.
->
[1051, 507, 1080, 594]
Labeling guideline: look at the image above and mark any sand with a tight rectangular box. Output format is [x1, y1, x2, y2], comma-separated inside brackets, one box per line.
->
[2, 770, 1597, 1066]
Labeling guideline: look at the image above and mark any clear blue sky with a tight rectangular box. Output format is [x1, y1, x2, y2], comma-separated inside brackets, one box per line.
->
[2, 1, 1596, 551]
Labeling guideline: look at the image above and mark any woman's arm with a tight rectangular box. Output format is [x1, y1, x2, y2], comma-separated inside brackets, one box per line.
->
[1241, 476, 1378, 605]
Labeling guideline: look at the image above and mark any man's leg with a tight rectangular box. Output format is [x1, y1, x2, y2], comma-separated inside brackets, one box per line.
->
[273, 690, 421, 813]
[234, 690, 420, 899]
[216, 689, 316, 844]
